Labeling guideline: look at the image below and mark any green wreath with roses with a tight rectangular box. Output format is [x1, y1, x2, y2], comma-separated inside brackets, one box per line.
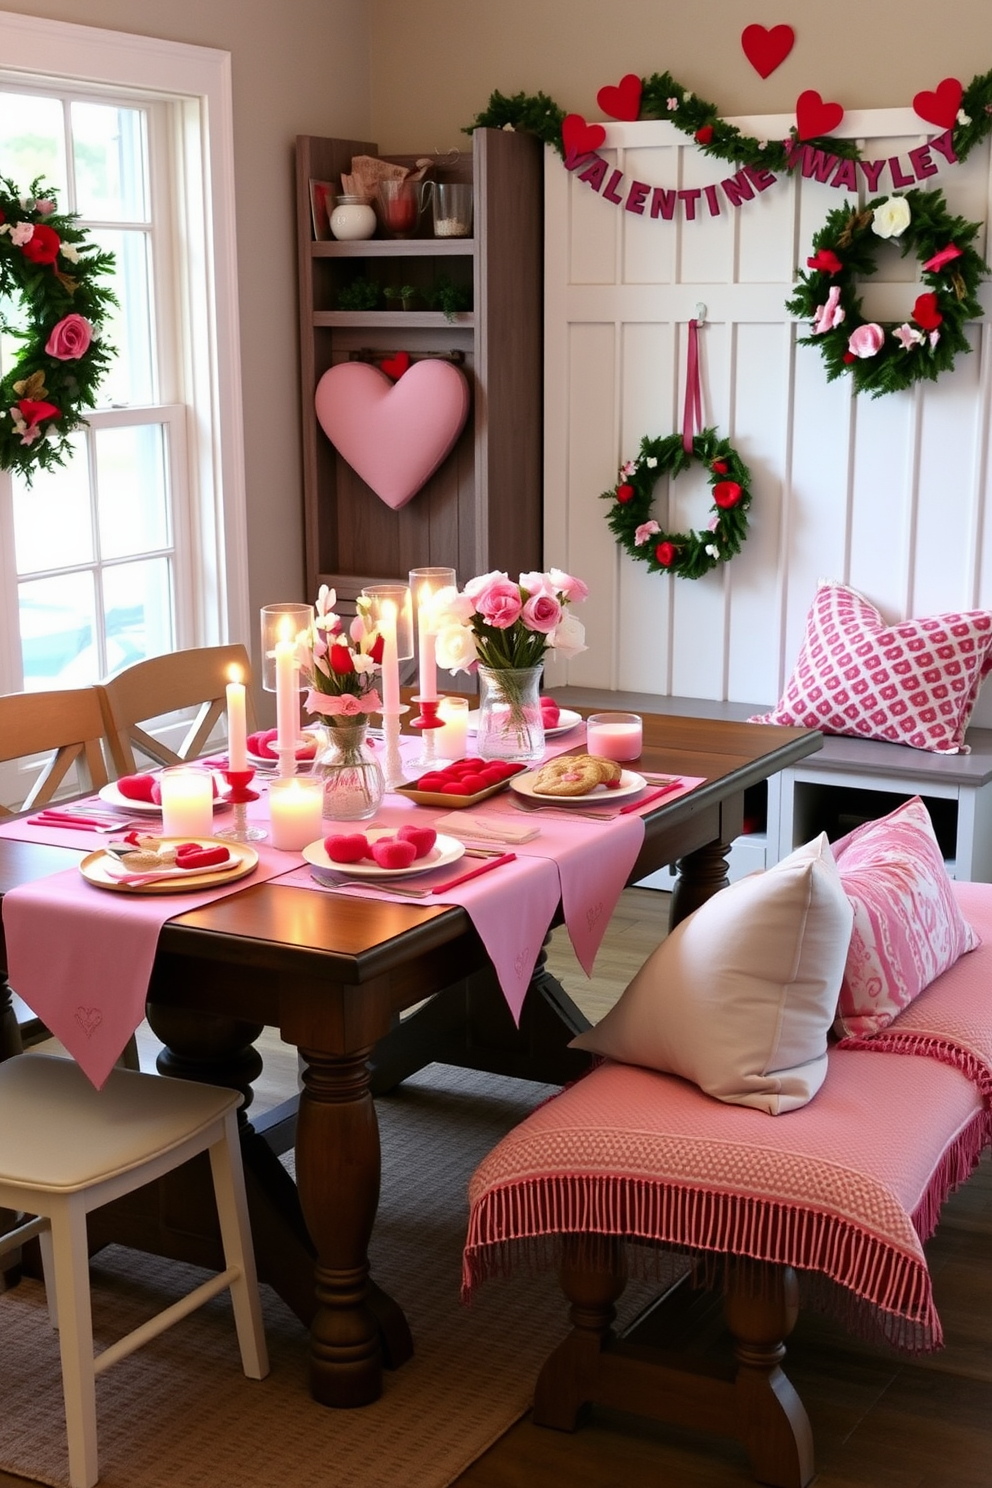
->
[0, 175, 117, 481]
[786, 187, 988, 398]
[602, 429, 752, 580]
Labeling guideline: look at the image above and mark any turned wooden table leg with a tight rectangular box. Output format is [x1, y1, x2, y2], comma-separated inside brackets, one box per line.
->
[671, 838, 732, 926]
[297, 1045, 412, 1406]
[533, 1235, 627, 1430]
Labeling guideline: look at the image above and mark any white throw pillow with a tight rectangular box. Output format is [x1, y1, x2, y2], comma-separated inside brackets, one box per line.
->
[571, 834, 853, 1114]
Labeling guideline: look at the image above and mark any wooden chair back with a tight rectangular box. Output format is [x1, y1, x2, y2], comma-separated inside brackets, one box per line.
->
[0, 687, 110, 817]
[96, 643, 255, 776]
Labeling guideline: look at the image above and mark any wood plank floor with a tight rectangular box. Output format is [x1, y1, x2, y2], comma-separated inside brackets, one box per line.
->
[4, 887, 991, 1487]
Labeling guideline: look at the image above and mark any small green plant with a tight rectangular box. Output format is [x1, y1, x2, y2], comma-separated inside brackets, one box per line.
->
[384, 284, 418, 311]
[337, 276, 381, 311]
[425, 274, 472, 323]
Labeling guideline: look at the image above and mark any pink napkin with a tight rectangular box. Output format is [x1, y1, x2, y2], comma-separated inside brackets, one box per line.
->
[1, 845, 294, 1089]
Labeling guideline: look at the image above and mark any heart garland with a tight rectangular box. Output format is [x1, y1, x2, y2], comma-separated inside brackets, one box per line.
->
[796, 89, 845, 141]
[913, 77, 963, 130]
[562, 113, 606, 158]
[596, 72, 643, 121]
[740, 23, 795, 79]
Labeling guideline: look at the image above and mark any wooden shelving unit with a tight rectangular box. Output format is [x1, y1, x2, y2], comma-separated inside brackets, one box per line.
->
[295, 129, 544, 608]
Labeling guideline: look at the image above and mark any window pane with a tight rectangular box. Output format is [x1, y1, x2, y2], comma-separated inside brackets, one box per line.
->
[71, 101, 147, 221]
[0, 92, 67, 199]
[90, 228, 154, 406]
[103, 557, 173, 672]
[19, 570, 96, 690]
[12, 433, 93, 573]
[96, 423, 168, 559]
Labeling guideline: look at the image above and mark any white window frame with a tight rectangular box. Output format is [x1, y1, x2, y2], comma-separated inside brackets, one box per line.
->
[0, 8, 249, 688]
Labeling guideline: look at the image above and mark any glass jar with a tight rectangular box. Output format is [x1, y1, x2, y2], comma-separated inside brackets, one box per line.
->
[475, 664, 545, 763]
[329, 195, 377, 242]
[310, 719, 384, 821]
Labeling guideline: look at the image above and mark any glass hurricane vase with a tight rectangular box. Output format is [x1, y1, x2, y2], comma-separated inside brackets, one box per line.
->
[310, 718, 384, 822]
[475, 664, 545, 763]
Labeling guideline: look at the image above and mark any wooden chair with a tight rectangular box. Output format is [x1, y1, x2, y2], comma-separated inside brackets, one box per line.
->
[0, 1053, 268, 1487]
[0, 687, 109, 819]
[96, 644, 255, 777]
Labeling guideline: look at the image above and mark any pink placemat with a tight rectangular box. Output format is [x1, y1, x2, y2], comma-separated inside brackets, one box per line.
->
[1, 844, 297, 1089]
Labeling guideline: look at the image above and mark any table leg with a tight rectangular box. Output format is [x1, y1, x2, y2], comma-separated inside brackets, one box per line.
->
[297, 1045, 412, 1405]
[670, 838, 732, 926]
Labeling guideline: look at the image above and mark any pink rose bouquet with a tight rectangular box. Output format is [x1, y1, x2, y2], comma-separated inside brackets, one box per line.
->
[300, 585, 383, 721]
[432, 567, 588, 674]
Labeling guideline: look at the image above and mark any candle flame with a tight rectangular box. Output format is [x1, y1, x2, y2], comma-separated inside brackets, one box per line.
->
[277, 614, 295, 643]
[227, 664, 243, 684]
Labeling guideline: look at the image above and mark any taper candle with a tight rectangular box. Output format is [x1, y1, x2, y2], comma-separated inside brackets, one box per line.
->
[380, 599, 400, 715]
[225, 665, 248, 771]
[417, 581, 437, 703]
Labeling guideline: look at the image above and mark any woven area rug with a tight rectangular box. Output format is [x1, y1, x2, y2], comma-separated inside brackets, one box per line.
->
[0, 1063, 601, 1488]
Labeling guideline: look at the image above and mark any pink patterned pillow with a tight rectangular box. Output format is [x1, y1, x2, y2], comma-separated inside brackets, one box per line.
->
[832, 797, 979, 1039]
[749, 580, 992, 754]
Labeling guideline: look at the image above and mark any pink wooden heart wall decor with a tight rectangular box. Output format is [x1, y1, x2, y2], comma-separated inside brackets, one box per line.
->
[314, 359, 470, 510]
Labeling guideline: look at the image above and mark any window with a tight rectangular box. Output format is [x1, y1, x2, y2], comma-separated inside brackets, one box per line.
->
[0, 14, 247, 704]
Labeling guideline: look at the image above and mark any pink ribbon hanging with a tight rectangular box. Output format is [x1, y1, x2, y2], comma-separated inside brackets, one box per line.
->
[682, 315, 703, 454]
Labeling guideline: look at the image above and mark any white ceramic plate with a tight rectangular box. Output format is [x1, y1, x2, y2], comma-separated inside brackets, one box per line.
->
[247, 729, 324, 771]
[80, 838, 258, 894]
[509, 768, 646, 805]
[466, 707, 582, 739]
[302, 828, 465, 880]
[97, 780, 229, 815]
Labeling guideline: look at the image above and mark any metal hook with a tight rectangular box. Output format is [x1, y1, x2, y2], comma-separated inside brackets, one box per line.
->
[694, 302, 707, 326]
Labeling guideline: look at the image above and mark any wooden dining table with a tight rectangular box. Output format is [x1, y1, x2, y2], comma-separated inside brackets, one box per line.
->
[0, 703, 820, 1409]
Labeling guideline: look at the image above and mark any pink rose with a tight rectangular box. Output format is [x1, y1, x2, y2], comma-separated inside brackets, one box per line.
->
[521, 593, 562, 634]
[812, 284, 845, 334]
[475, 578, 522, 629]
[45, 314, 93, 361]
[548, 567, 589, 603]
[847, 323, 885, 359]
[634, 521, 660, 546]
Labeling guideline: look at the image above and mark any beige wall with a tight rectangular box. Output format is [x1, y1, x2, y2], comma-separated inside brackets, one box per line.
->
[368, 0, 992, 151]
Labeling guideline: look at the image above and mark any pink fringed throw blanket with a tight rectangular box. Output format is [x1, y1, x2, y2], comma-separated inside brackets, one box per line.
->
[463, 1048, 989, 1352]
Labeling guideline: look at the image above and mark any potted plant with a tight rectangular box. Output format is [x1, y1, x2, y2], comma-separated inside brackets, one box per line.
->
[425, 274, 472, 323]
[336, 276, 382, 311]
[384, 284, 418, 312]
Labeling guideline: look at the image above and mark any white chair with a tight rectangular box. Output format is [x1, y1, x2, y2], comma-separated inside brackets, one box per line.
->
[0, 1054, 269, 1488]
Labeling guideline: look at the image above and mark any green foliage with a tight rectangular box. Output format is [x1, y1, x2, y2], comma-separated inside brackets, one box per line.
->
[384, 284, 417, 308]
[464, 91, 566, 153]
[425, 275, 472, 323]
[336, 276, 382, 311]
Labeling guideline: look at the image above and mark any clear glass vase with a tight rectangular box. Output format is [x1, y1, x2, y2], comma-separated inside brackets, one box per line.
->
[310, 719, 384, 821]
[476, 664, 545, 763]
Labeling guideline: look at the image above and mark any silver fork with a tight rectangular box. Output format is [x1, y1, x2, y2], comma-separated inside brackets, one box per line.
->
[508, 797, 616, 822]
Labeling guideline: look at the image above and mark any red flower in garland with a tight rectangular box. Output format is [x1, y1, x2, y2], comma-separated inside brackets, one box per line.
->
[713, 480, 743, 509]
[843, 351, 857, 364]
[711, 460, 728, 474]
[807, 248, 842, 275]
[655, 541, 677, 567]
[616, 482, 634, 503]
[694, 125, 714, 145]
[329, 642, 356, 675]
[912, 291, 943, 331]
[20, 223, 61, 265]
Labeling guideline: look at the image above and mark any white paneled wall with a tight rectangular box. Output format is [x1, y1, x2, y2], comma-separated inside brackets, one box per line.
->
[544, 111, 992, 724]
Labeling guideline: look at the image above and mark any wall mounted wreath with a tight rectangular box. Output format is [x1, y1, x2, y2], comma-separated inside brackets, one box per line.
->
[602, 429, 752, 580]
[0, 176, 117, 480]
[787, 187, 988, 397]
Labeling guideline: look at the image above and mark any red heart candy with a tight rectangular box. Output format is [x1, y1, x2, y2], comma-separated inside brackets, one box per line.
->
[175, 843, 230, 869]
[795, 90, 845, 142]
[117, 773, 157, 801]
[596, 73, 642, 122]
[540, 698, 561, 726]
[247, 729, 279, 760]
[741, 23, 794, 79]
[561, 113, 606, 163]
[381, 351, 411, 381]
[397, 824, 437, 858]
[913, 77, 963, 131]
[371, 839, 417, 869]
[324, 832, 370, 863]
[414, 773, 446, 790]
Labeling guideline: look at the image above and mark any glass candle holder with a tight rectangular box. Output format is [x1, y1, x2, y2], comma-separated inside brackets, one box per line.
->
[160, 766, 215, 839]
[585, 712, 643, 762]
[435, 695, 469, 760]
[268, 776, 325, 851]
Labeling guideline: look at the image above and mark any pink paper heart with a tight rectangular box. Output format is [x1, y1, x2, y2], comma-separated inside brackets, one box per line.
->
[741, 23, 794, 78]
[314, 359, 471, 510]
[561, 113, 607, 162]
[913, 77, 963, 130]
[596, 73, 642, 122]
[795, 89, 845, 142]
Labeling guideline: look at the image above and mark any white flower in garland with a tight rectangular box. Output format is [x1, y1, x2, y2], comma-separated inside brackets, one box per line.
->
[871, 196, 911, 239]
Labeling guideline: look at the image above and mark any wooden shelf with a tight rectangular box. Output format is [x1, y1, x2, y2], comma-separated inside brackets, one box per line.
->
[313, 238, 474, 259]
[313, 310, 474, 329]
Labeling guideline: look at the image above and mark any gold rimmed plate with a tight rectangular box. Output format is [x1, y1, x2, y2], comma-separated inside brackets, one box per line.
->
[80, 838, 259, 894]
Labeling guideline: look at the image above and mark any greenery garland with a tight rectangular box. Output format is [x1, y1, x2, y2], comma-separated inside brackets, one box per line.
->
[0, 175, 117, 481]
[465, 67, 992, 171]
[786, 187, 988, 397]
[601, 429, 752, 580]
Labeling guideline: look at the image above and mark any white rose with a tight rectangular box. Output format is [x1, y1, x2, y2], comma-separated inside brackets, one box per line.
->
[434, 622, 478, 674]
[871, 196, 911, 239]
[547, 610, 586, 660]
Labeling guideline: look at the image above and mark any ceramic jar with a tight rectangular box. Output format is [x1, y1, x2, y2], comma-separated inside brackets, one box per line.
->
[329, 195, 377, 242]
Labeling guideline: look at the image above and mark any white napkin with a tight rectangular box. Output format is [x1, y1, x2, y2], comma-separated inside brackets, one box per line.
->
[432, 812, 540, 845]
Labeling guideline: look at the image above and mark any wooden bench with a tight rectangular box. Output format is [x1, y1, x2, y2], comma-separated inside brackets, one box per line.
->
[553, 687, 992, 883]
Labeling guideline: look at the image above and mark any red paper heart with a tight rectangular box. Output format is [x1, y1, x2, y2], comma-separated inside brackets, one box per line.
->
[913, 77, 962, 130]
[596, 73, 642, 122]
[381, 350, 410, 381]
[795, 89, 845, 142]
[314, 359, 471, 510]
[741, 23, 795, 78]
[561, 113, 606, 161]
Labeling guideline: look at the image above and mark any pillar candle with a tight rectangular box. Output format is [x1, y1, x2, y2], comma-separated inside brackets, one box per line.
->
[160, 766, 214, 839]
[268, 776, 324, 851]
[226, 666, 248, 771]
[436, 696, 469, 760]
[380, 599, 400, 714]
[417, 582, 437, 703]
[275, 618, 299, 760]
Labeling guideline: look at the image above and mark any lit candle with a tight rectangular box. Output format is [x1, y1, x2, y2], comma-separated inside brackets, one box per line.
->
[275, 615, 299, 762]
[267, 776, 324, 851]
[226, 664, 248, 771]
[160, 766, 215, 839]
[436, 696, 469, 760]
[586, 712, 643, 762]
[418, 581, 437, 703]
[380, 598, 400, 714]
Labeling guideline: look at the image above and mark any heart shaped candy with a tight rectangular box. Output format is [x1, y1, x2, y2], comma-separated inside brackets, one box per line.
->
[324, 833, 370, 864]
[117, 773, 158, 802]
[397, 824, 437, 858]
[175, 843, 231, 870]
[371, 838, 418, 869]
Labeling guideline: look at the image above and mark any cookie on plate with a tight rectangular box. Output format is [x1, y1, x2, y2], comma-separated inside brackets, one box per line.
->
[532, 754, 622, 796]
